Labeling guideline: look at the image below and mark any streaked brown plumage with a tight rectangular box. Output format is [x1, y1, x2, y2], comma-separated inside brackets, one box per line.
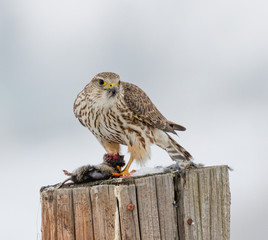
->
[74, 72, 192, 175]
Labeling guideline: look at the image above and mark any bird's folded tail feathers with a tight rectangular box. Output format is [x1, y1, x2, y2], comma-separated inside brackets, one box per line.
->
[166, 136, 192, 161]
[168, 121, 186, 131]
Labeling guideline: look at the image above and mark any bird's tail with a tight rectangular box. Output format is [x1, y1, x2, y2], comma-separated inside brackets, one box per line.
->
[165, 135, 192, 161]
[168, 120, 186, 131]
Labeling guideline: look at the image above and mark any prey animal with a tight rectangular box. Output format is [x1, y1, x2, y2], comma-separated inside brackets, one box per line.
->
[74, 72, 193, 176]
[59, 154, 125, 187]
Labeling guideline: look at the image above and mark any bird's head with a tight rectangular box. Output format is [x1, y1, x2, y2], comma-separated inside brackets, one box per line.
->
[89, 72, 121, 100]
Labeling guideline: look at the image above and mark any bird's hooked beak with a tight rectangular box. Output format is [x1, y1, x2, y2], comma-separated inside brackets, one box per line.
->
[106, 83, 119, 96]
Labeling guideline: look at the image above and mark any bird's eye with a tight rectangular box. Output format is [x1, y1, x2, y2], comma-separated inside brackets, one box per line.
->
[98, 79, 106, 86]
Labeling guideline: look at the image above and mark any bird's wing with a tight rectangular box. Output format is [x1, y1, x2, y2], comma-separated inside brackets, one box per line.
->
[73, 90, 88, 127]
[121, 82, 185, 133]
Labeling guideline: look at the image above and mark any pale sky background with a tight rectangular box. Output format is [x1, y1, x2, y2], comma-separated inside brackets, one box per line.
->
[1, 1, 268, 239]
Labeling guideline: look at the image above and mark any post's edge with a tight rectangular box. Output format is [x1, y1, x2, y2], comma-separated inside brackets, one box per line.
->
[40, 165, 231, 192]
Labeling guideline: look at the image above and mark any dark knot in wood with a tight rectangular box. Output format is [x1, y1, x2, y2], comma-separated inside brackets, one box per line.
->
[127, 203, 135, 211]
[187, 218, 193, 225]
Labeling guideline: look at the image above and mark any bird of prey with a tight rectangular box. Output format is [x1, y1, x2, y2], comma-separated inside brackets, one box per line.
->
[74, 72, 193, 176]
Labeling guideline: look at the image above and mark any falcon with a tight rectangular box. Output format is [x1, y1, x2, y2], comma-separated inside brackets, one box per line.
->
[74, 72, 193, 176]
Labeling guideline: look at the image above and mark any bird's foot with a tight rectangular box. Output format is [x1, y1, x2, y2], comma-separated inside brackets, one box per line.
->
[111, 169, 136, 178]
[111, 172, 122, 177]
[111, 168, 129, 177]
[119, 170, 136, 178]
[116, 166, 122, 172]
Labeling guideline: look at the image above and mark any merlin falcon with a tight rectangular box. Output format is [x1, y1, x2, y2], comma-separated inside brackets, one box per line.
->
[74, 72, 193, 176]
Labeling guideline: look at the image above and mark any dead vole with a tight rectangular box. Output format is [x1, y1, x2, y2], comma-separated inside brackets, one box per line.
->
[59, 154, 125, 187]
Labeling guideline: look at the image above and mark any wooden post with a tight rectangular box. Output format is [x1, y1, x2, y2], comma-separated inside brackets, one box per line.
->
[41, 165, 231, 240]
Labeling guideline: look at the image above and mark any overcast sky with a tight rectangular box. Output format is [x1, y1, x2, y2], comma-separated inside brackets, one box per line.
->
[1, 1, 268, 239]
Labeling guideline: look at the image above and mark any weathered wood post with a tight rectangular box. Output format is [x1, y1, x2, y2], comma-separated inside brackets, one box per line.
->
[41, 165, 231, 240]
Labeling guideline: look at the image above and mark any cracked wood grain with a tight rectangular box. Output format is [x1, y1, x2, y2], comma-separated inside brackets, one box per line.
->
[72, 187, 94, 240]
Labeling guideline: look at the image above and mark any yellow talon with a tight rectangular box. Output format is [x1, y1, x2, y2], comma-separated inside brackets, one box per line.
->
[111, 169, 130, 177]
[111, 155, 134, 177]
[116, 166, 122, 172]
[120, 168, 130, 176]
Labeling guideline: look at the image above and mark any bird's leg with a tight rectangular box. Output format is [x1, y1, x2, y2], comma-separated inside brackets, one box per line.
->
[122, 155, 134, 175]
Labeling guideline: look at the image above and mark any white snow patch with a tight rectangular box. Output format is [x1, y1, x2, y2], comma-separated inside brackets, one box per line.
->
[131, 167, 165, 177]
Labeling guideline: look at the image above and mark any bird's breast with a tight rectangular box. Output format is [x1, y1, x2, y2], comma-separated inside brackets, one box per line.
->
[78, 99, 156, 149]
[86, 105, 127, 144]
